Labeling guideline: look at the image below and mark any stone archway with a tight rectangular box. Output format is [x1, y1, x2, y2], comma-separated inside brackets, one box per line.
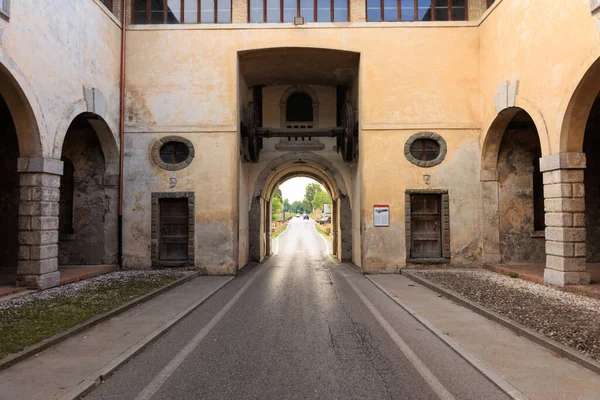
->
[248, 152, 351, 263]
[58, 113, 119, 267]
[480, 107, 545, 266]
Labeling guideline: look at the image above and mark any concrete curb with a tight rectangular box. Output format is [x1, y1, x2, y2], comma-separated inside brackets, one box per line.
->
[61, 275, 234, 400]
[402, 270, 600, 376]
[365, 275, 529, 400]
[0, 271, 201, 372]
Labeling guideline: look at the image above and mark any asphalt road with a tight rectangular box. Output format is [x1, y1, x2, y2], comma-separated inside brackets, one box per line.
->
[87, 218, 509, 400]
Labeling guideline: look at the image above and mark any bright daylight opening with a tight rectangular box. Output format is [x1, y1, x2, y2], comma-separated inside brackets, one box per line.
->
[270, 177, 333, 254]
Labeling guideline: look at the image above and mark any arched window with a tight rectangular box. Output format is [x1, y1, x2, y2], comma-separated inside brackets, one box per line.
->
[59, 157, 74, 235]
[286, 93, 314, 124]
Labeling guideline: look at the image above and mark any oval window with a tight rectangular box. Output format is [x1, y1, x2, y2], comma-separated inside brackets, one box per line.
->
[410, 139, 440, 161]
[160, 141, 190, 164]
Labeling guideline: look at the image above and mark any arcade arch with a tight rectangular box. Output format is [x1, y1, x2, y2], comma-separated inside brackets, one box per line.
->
[58, 113, 119, 266]
[248, 153, 352, 263]
[481, 107, 545, 265]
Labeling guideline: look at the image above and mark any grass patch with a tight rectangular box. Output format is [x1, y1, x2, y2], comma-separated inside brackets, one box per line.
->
[508, 271, 519, 279]
[0, 273, 181, 360]
[315, 223, 332, 240]
[272, 224, 287, 238]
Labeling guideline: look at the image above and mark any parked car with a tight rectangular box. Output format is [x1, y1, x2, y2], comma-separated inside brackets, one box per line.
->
[318, 216, 331, 225]
[296, 214, 300, 218]
[303, 215, 309, 220]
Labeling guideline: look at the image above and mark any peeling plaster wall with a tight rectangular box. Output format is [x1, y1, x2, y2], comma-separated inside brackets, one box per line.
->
[497, 129, 545, 264]
[0, 0, 121, 157]
[361, 130, 481, 272]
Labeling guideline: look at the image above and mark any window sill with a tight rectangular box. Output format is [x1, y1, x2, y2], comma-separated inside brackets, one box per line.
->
[153, 260, 194, 267]
[531, 230, 545, 239]
[59, 234, 76, 241]
[0, 9, 9, 22]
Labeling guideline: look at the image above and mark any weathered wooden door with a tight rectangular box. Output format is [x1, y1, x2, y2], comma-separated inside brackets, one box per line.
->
[159, 198, 189, 261]
[410, 195, 441, 259]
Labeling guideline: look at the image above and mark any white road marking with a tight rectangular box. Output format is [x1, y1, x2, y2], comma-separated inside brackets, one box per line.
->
[134, 268, 263, 400]
[314, 223, 330, 254]
[340, 272, 456, 400]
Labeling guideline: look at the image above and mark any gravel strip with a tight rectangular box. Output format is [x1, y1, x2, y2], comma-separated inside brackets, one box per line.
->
[410, 269, 600, 361]
[0, 270, 193, 311]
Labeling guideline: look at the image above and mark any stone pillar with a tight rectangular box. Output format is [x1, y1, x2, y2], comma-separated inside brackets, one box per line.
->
[480, 169, 501, 264]
[17, 157, 63, 290]
[339, 196, 352, 261]
[540, 153, 590, 286]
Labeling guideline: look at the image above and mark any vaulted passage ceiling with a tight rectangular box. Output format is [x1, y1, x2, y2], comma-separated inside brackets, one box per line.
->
[238, 47, 360, 87]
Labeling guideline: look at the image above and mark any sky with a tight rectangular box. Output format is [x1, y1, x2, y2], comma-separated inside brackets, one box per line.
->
[279, 177, 324, 202]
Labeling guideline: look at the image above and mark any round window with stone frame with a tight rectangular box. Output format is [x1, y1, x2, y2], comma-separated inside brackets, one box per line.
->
[404, 132, 447, 168]
[151, 136, 195, 171]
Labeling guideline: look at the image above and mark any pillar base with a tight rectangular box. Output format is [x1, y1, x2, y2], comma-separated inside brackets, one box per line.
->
[17, 271, 60, 290]
[544, 268, 590, 286]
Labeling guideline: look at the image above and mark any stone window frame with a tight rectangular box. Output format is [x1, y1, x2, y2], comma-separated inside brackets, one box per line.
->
[404, 132, 447, 168]
[405, 189, 450, 264]
[151, 136, 195, 171]
[151, 192, 195, 267]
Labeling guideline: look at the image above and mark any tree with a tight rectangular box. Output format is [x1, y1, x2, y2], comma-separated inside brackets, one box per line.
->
[303, 183, 323, 213]
[271, 196, 283, 220]
[312, 191, 330, 212]
[290, 201, 304, 214]
[274, 187, 283, 202]
[283, 198, 290, 213]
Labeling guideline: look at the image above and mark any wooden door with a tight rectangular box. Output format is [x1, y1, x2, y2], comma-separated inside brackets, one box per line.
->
[159, 198, 189, 261]
[410, 195, 441, 259]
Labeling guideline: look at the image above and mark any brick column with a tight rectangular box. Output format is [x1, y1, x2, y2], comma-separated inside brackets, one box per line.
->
[17, 157, 63, 290]
[540, 153, 590, 286]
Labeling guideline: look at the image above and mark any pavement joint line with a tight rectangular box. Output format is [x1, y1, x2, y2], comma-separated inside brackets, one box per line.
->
[364, 275, 529, 400]
[133, 267, 264, 400]
[338, 267, 456, 400]
[0, 271, 201, 373]
[57, 275, 235, 400]
[401, 270, 600, 377]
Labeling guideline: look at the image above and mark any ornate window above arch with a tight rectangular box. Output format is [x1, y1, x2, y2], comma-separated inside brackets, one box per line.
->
[280, 85, 319, 129]
[404, 132, 447, 168]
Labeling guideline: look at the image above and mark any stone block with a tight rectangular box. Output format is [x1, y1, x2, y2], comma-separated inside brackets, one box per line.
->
[545, 227, 586, 242]
[543, 183, 572, 198]
[19, 187, 32, 201]
[17, 157, 64, 176]
[19, 230, 59, 246]
[539, 153, 586, 172]
[19, 202, 59, 217]
[29, 244, 59, 260]
[573, 213, 585, 227]
[19, 246, 30, 260]
[18, 216, 31, 231]
[31, 187, 60, 202]
[572, 183, 585, 198]
[546, 255, 586, 272]
[17, 258, 58, 275]
[544, 269, 590, 286]
[18, 271, 60, 290]
[545, 212, 572, 227]
[480, 169, 499, 182]
[544, 198, 585, 213]
[574, 243, 587, 257]
[542, 171, 555, 185]
[550, 169, 584, 184]
[20, 173, 61, 188]
[545, 241, 573, 257]
[30, 216, 59, 231]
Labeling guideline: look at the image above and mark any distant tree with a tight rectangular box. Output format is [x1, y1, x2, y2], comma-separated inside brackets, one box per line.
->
[274, 187, 283, 202]
[283, 198, 290, 213]
[290, 201, 304, 214]
[312, 191, 330, 212]
[271, 196, 283, 220]
[303, 183, 324, 213]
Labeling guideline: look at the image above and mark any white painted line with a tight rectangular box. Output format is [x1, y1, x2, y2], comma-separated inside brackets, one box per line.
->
[365, 276, 529, 400]
[134, 269, 263, 400]
[340, 272, 455, 400]
[314, 224, 330, 255]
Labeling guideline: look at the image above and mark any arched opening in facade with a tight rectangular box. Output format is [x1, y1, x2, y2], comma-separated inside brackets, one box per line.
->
[481, 107, 545, 265]
[557, 57, 600, 284]
[247, 154, 352, 264]
[58, 113, 119, 266]
[285, 92, 314, 128]
[0, 63, 43, 285]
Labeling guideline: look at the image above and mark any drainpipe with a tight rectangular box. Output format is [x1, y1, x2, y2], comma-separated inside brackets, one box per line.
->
[117, 0, 127, 269]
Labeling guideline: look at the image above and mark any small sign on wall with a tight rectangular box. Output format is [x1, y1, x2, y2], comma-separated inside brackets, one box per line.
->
[374, 205, 390, 227]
